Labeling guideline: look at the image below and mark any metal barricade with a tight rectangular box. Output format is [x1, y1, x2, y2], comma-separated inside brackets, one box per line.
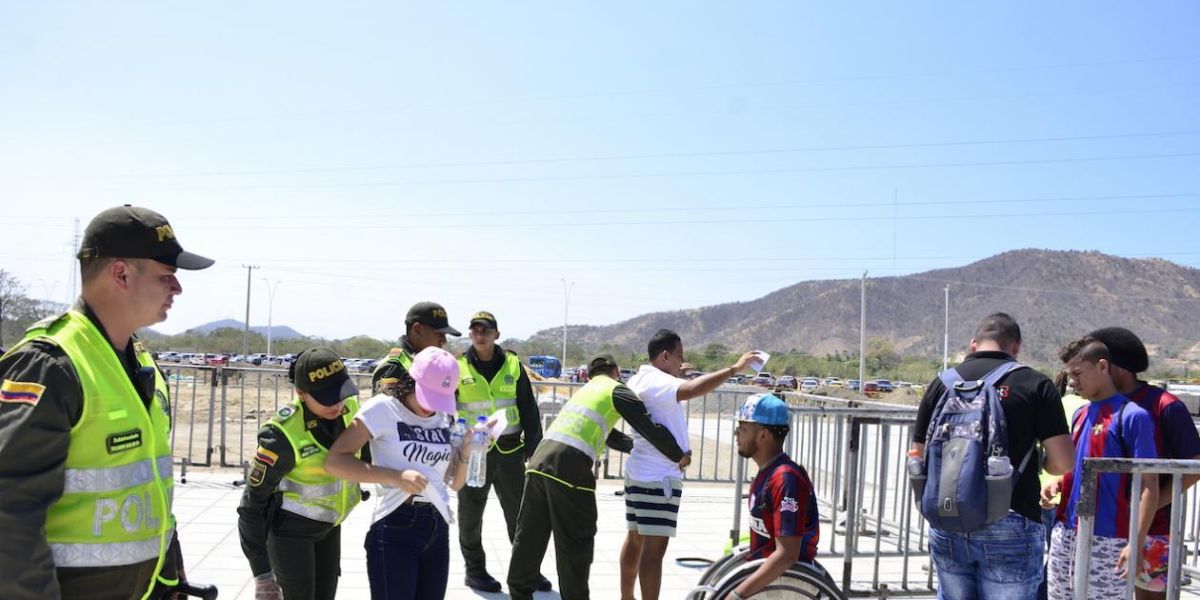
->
[1071, 457, 1200, 600]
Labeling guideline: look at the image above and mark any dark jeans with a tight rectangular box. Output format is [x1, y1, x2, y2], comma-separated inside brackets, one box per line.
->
[365, 502, 449, 600]
[929, 512, 1045, 600]
[267, 521, 340, 600]
[457, 445, 526, 577]
[507, 474, 597, 600]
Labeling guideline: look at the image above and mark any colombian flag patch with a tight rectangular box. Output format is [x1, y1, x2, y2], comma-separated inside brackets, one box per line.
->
[0, 380, 46, 405]
[255, 447, 279, 466]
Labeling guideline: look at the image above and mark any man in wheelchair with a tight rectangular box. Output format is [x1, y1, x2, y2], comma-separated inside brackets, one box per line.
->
[727, 394, 821, 599]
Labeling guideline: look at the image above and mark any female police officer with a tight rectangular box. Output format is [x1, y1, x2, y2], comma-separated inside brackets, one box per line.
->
[237, 347, 364, 600]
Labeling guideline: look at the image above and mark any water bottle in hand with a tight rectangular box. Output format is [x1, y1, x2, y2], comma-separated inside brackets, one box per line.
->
[450, 418, 468, 450]
[467, 416, 489, 488]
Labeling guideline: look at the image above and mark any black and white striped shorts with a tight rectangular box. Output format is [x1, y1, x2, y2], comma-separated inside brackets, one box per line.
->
[624, 474, 683, 537]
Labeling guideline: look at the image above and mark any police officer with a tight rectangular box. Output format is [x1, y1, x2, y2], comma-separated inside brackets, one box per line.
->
[238, 347, 364, 600]
[456, 311, 549, 593]
[507, 355, 690, 600]
[0, 205, 212, 600]
[372, 301, 460, 394]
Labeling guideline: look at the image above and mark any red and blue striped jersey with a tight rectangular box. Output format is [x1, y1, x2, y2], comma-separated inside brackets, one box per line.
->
[1058, 394, 1157, 538]
[747, 453, 819, 562]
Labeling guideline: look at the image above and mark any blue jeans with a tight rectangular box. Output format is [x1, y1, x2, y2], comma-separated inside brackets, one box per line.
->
[929, 512, 1045, 600]
[1036, 507, 1056, 600]
[365, 502, 450, 600]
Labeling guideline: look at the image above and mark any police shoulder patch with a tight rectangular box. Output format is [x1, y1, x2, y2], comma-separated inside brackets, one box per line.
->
[277, 405, 295, 421]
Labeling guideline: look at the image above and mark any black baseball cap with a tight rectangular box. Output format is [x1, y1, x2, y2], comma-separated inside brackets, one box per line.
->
[405, 301, 461, 336]
[291, 347, 358, 406]
[76, 205, 214, 270]
[469, 310, 498, 330]
[1087, 327, 1150, 374]
[589, 354, 619, 376]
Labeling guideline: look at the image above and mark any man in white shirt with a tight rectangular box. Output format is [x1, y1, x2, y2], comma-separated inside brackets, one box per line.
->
[619, 329, 760, 600]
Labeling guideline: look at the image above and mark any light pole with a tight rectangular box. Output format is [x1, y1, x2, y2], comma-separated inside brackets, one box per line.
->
[858, 271, 867, 392]
[942, 285, 950, 371]
[262, 278, 281, 357]
[561, 279, 575, 373]
[242, 265, 259, 357]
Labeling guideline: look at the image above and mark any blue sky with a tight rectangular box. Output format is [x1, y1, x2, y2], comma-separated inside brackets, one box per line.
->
[1, 2, 1197, 341]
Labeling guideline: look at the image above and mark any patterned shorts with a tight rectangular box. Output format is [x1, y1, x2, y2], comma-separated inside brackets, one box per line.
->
[1047, 524, 1128, 600]
[1137, 535, 1170, 592]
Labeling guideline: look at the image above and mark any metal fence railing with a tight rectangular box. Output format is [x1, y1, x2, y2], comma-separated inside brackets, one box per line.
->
[159, 367, 1200, 597]
[1072, 457, 1200, 600]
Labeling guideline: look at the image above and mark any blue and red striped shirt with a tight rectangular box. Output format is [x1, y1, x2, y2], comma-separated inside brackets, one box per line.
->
[748, 453, 819, 562]
[1058, 394, 1157, 538]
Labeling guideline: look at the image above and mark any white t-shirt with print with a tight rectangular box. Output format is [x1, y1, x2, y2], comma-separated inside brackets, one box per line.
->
[626, 364, 689, 481]
[356, 393, 454, 524]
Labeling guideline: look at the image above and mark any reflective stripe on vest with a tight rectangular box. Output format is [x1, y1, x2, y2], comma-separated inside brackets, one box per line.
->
[22, 310, 174, 595]
[544, 376, 621, 461]
[51, 526, 177, 569]
[270, 396, 361, 526]
[457, 352, 523, 437]
[279, 498, 342, 523]
[64, 456, 175, 494]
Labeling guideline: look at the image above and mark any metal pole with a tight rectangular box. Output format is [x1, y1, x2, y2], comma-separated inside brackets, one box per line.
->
[859, 271, 867, 390]
[1073, 460, 1099, 600]
[1167, 473, 1185, 600]
[942, 285, 949, 370]
[1125, 471, 1143, 599]
[731, 453, 746, 550]
[241, 265, 259, 357]
[561, 279, 574, 373]
[262, 278, 280, 357]
[842, 416, 861, 594]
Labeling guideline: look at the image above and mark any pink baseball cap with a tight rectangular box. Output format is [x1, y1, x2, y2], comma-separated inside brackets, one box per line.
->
[408, 347, 460, 413]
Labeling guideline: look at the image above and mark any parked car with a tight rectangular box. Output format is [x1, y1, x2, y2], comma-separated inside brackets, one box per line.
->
[206, 354, 229, 366]
[846, 379, 860, 391]
[822, 377, 843, 388]
[750, 373, 776, 388]
[776, 375, 798, 390]
[800, 377, 820, 392]
[619, 368, 635, 382]
[874, 379, 894, 393]
[862, 381, 881, 397]
[188, 354, 206, 366]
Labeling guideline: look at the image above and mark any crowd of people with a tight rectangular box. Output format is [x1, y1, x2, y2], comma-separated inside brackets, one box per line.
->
[910, 313, 1200, 600]
[2, 204, 1198, 600]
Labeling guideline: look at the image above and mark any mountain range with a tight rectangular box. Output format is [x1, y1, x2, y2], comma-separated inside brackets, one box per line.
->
[184, 319, 305, 340]
[528, 249, 1200, 365]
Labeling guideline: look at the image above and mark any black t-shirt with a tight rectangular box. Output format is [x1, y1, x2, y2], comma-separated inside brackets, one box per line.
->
[913, 351, 1069, 523]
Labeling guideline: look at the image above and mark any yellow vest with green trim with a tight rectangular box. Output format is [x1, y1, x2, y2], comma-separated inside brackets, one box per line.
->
[457, 352, 523, 439]
[543, 376, 621, 461]
[267, 397, 362, 525]
[15, 310, 174, 599]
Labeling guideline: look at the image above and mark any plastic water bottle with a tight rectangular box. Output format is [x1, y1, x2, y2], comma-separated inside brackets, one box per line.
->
[987, 455, 1013, 478]
[466, 416, 489, 488]
[450, 418, 468, 450]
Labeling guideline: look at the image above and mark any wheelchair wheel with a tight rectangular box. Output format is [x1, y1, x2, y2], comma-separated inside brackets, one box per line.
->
[710, 559, 845, 600]
[695, 545, 752, 588]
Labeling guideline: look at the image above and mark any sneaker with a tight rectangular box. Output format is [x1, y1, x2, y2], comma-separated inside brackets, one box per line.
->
[536, 574, 553, 592]
[464, 573, 503, 593]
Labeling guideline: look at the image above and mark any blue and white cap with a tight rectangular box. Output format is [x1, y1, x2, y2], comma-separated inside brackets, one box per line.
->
[737, 393, 789, 426]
